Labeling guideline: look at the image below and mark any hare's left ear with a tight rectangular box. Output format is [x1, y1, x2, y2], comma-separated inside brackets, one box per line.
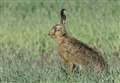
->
[60, 9, 66, 24]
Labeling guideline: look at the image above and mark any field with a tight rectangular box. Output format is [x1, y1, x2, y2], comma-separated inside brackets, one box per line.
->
[0, 0, 120, 83]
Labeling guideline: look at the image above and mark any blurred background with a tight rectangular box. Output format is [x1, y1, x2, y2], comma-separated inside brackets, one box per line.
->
[0, 0, 120, 83]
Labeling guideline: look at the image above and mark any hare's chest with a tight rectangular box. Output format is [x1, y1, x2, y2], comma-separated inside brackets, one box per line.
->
[59, 44, 72, 54]
[58, 44, 75, 60]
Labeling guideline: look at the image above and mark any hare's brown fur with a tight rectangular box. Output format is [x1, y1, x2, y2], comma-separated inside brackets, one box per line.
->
[48, 9, 106, 72]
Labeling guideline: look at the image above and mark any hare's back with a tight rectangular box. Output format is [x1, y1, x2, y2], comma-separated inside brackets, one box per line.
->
[68, 38, 102, 63]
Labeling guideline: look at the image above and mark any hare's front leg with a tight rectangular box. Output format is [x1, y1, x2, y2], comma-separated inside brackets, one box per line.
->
[68, 63, 76, 72]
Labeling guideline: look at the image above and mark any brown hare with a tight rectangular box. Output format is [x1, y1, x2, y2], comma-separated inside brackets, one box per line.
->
[48, 9, 106, 72]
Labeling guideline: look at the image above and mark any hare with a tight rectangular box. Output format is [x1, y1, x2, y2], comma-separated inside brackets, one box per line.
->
[48, 9, 106, 72]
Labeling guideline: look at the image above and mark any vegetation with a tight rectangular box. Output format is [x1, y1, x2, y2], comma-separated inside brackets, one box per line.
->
[0, 0, 120, 83]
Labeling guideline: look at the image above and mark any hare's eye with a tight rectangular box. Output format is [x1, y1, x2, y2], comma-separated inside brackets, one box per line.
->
[56, 29, 60, 31]
[55, 28, 61, 31]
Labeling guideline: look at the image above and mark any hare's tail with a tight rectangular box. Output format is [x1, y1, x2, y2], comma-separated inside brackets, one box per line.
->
[99, 56, 108, 72]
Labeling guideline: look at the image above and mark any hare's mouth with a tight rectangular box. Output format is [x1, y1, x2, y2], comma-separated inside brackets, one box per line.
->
[48, 33, 55, 38]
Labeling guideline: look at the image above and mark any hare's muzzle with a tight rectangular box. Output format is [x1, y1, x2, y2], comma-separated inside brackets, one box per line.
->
[48, 29, 55, 37]
[48, 31, 52, 36]
[48, 32, 50, 36]
[48, 31, 54, 38]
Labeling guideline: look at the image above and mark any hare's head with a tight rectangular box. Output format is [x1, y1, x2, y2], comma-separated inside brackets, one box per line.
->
[48, 24, 67, 38]
[48, 9, 67, 38]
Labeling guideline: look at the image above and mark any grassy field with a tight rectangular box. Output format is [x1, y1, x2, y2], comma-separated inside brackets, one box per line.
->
[0, 0, 120, 83]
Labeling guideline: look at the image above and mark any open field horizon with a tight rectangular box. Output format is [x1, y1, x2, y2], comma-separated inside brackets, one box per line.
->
[0, 0, 120, 83]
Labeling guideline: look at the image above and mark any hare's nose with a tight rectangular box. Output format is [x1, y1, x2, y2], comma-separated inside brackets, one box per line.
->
[48, 33, 50, 36]
[48, 32, 51, 36]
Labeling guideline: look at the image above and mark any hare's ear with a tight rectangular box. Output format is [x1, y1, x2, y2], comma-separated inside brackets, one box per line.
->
[60, 9, 66, 24]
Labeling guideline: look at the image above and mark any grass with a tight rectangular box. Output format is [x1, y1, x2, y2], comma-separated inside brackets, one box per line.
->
[0, 0, 120, 83]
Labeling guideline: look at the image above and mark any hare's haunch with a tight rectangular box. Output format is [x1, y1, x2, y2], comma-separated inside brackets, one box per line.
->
[48, 9, 106, 72]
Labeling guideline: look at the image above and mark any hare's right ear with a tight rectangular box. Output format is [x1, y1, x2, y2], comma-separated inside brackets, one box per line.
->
[60, 9, 66, 24]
